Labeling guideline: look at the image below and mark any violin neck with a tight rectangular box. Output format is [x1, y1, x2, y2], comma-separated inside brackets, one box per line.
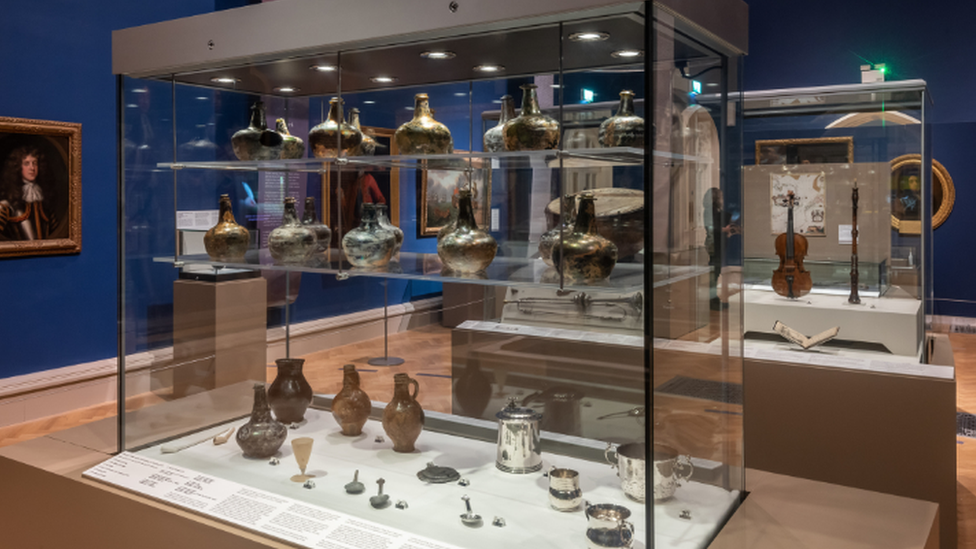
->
[786, 202, 795, 259]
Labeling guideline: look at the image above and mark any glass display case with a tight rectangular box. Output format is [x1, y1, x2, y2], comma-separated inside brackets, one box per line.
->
[714, 81, 931, 362]
[107, 1, 747, 548]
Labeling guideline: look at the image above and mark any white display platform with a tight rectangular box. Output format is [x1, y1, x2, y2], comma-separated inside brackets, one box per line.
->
[743, 288, 923, 357]
[92, 409, 738, 549]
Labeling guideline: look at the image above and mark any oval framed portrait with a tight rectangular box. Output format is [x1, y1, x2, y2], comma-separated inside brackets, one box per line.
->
[890, 154, 954, 234]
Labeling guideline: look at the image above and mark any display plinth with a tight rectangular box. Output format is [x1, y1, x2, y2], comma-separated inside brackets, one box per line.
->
[743, 288, 923, 357]
[172, 277, 268, 398]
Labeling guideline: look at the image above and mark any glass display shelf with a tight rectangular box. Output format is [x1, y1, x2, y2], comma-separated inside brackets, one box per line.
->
[156, 147, 706, 174]
[154, 250, 646, 293]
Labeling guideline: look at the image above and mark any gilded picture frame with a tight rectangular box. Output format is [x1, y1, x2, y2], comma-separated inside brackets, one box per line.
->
[419, 152, 491, 237]
[0, 116, 82, 258]
[755, 136, 854, 165]
[321, 126, 399, 245]
[890, 154, 955, 234]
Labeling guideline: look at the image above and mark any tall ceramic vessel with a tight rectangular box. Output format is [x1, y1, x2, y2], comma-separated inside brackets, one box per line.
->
[204, 194, 250, 262]
[503, 84, 560, 151]
[348, 108, 380, 157]
[599, 91, 644, 148]
[438, 189, 497, 273]
[551, 193, 618, 281]
[309, 98, 363, 157]
[269, 197, 316, 265]
[236, 384, 288, 458]
[341, 203, 395, 268]
[538, 194, 577, 267]
[302, 196, 331, 261]
[375, 204, 403, 258]
[267, 358, 314, 424]
[232, 101, 284, 160]
[276, 118, 306, 159]
[395, 94, 453, 155]
[382, 373, 425, 453]
[332, 364, 372, 436]
[483, 95, 515, 152]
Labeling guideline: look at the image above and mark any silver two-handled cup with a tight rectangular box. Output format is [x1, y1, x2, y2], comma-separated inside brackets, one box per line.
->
[547, 466, 582, 511]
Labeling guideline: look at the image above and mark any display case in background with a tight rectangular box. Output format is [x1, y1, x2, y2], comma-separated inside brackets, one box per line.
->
[714, 81, 932, 363]
[105, 2, 745, 549]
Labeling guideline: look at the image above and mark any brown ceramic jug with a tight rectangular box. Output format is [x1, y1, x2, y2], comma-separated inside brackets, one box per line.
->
[381, 373, 425, 452]
[267, 358, 313, 424]
[332, 364, 372, 436]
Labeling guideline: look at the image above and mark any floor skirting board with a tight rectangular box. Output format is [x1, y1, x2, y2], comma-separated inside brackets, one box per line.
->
[0, 297, 443, 429]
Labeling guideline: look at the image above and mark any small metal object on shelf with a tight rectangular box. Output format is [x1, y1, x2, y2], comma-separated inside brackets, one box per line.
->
[460, 495, 483, 527]
[370, 478, 390, 509]
[395, 500, 409, 510]
[679, 509, 692, 520]
[492, 516, 506, 527]
[345, 470, 365, 494]
[458, 478, 470, 487]
[417, 462, 461, 484]
[269, 457, 280, 466]
[374, 435, 385, 443]
[303, 480, 316, 489]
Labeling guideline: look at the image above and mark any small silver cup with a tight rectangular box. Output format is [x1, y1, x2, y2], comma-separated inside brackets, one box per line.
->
[548, 467, 582, 511]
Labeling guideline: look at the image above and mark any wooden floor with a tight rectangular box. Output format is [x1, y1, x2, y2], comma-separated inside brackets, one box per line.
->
[1, 327, 974, 546]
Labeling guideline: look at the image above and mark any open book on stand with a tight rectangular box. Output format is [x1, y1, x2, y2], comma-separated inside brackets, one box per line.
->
[772, 321, 840, 350]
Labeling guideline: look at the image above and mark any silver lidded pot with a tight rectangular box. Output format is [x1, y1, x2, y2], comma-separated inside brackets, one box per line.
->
[495, 398, 543, 474]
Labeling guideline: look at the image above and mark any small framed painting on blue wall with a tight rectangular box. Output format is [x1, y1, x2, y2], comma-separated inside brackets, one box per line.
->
[0, 116, 81, 258]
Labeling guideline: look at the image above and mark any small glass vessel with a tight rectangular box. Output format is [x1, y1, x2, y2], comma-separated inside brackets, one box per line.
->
[551, 192, 618, 281]
[538, 194, 577, 267]
[309, 97, 363, 157]
[483, 94, 514, 152]
[599, 90, 644, 148]
[348, 108, 381, 157]
[503, 84, 560, 151]
[341, 203, 395, 268]
[276, 117, 306, 159]
[232, 100, 283, 160]
[375, 203, 403, 259]
[395, 94, 453, 155]
[437, 189, 497, 273]
[236, 383, 288, 458]
[204, 194, 250, 262]
[267, 358, 313, 424]
[381, 373, 425, 453]
[302, 196, 331, 262]
[268, 197, 316, 265]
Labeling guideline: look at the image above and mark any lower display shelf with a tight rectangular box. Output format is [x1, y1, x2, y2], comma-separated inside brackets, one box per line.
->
[155, 251, 646, 293]
[88, 408, 738, 549]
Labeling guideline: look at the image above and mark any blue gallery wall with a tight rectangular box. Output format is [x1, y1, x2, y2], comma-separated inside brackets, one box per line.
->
[0, 1, 217, 378]
[747, 0, 976, 316]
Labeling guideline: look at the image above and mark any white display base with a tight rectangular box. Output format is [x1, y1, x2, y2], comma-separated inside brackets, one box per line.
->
[93, 409, 737, 549]
[743, 289, 923, 357]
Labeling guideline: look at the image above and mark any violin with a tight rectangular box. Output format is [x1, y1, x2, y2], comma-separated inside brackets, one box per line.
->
[772, 191, 812, 299]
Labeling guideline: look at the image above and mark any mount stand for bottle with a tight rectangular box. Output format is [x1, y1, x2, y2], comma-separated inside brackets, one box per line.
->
[368, 278, 405, 366]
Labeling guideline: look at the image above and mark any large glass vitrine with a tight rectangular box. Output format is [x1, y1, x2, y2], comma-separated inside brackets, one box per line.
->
[109, 2, 747, 548]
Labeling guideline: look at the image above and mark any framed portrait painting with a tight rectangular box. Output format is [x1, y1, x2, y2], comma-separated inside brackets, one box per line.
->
[419, 154, 491, 237]
[321, 126, 399, 246]
[0, 116, 81, 258]
[756, 137, 853, 165]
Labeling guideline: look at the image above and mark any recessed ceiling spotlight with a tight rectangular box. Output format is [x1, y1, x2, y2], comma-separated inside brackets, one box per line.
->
[421, 51, 456, 60]
[453, 92, 468, 97]
[210, 77, 240, 84]
[125, 104, 138, 109]
[274, 86, 300, 93]
[611, 49, 644, 59]
[310, 64, 337, 72]
[706, 82, 719, 87]
[551, 84, 561, 88]
[195, 96, 209, 101]
[473, 64, 505, 73]
[371, 76, 398, 83]
[363, 100, 377, 104]
[569, 31, 610, 42]
[131, 88, 148, 94]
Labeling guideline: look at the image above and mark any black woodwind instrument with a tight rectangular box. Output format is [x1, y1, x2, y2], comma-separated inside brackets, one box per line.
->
[849, 179, 861, 304]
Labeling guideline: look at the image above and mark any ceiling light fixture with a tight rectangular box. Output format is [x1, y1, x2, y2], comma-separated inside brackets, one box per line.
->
[611, 49, 643, 59]
[370, 76, 398, 83]
[274, 86, 299, 93]
[473, 64, 505, 73]
[310, 64, 337, 72]
[421, 51, 456, 60]
[569, 31, 610, 42]
[210, 77, 240, 84]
